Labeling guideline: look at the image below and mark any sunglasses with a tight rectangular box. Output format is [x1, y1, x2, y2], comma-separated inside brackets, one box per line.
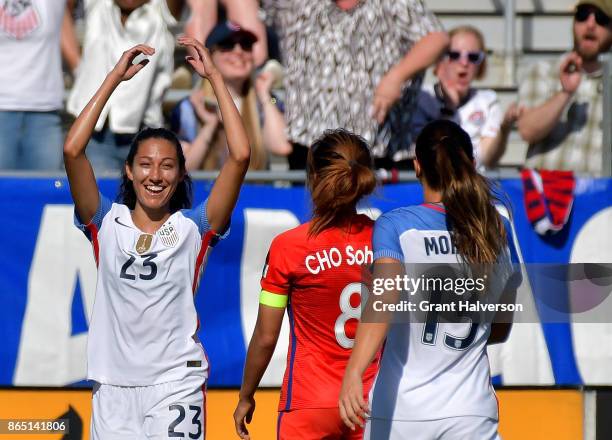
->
[215, 37, 255, 52]
[575, 5, 611, 27]
[445, 50, 485, 65]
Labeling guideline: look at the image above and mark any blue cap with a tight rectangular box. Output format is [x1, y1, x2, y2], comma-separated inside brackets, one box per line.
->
[205, 21, 258, 49]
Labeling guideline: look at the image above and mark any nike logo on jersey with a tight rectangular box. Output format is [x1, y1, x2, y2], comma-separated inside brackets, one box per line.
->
[115, 217, 131, 228]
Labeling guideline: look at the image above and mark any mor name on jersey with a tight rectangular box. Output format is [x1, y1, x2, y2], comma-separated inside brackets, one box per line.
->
[423, 235, 457, 256]
[305, 245, 373, 275]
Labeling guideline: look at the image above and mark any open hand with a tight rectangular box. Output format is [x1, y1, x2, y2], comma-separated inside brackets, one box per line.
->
[178, 36, 220, 79]
[233, 396, 256, 439]
[559, 52, 582, 94]
[111, 45, 155, 82]
[339, 372, 369, 431]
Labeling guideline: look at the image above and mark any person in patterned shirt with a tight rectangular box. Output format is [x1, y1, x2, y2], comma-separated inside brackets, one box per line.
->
[261, 0, 449, 170]
[517, 0, 612, 175]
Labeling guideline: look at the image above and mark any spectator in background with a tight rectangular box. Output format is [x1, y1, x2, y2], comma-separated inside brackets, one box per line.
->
[412, 26, 522, 170]
[67, 0, 180, 172]
[0, 0, 79, 170]
[184, 0, 268, 67]
[262, 0, 449, 170]
[171, 21, 290, 170]
[517, 0, 612, 175]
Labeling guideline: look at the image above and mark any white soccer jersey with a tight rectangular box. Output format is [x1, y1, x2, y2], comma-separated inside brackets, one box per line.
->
[371, 203, 521, 422]
[76, 194, 227, 386]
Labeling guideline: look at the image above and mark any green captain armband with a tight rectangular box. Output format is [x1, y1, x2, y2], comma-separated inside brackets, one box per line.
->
[259, 290, 288, 308]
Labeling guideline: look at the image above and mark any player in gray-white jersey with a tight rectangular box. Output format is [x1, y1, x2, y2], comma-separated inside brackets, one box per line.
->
[340, 120, 521, 440]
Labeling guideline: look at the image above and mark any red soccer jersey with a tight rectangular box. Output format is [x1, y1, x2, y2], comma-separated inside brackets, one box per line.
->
[260, 214, 380, 411]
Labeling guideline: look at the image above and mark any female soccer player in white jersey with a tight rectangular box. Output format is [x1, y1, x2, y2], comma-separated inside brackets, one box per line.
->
[63, 38, 250, 440]
[339, 120, 521, 439]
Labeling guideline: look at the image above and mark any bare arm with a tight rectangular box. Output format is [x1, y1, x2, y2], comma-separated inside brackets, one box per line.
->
[182, 124, 218, 171]
[179, 36, 251, 232]
[339, 257, 402, 430]
[182, 90, 221, 171]
[517, 92, 572, 144]
[261, 99, 291, 156]
[183, 0, 217, 43]
[255, 72, 291, 156]
[234, 304, 284, 439]
[61, 0, 81, 73]
[64, 45, 154, 223]
[373, 31, 449, 123]
[517, 53, 582, 144]
[393, 31, 449, 83]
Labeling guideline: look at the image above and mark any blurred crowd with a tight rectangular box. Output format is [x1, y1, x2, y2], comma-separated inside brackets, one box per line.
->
[0, 0, 610, 175]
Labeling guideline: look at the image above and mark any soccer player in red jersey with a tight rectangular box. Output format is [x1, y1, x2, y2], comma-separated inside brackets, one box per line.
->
[233, 129, 380, 440]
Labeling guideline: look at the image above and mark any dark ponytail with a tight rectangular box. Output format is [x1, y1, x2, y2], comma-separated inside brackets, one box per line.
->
[307, 129, 376, 236]
[416, 120, 506, 265]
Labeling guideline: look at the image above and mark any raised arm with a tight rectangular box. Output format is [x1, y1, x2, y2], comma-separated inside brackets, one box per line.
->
[178, 36, 251, 233]
[517, 53, 582, 144]
[255, 71, 292, 156]
[64, 45, 155, 223]
[183, 0, 218, 46]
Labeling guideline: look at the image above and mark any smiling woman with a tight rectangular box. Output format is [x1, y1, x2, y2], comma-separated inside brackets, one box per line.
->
[118, 128, 193, 232]
[62, 40, 250, 440]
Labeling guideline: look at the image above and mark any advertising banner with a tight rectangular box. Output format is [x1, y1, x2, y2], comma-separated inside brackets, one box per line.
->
[1, 178, 610, 387]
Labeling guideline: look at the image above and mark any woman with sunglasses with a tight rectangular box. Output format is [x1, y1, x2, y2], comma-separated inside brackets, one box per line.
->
[234, 129, 381, 440]
[412, 26, 522, 170]
[172, 21, 290, 171]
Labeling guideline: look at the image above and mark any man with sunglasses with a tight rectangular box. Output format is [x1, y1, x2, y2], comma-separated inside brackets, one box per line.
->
[517, 0, 612, 175]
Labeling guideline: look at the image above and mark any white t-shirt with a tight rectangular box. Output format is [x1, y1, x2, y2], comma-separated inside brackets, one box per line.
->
[412, 84, 503, 167]
[371, 204, 521, 421]
[0, 0, 65, 111]
[76, 194, 228, 386]
[67, 0, 175, 133]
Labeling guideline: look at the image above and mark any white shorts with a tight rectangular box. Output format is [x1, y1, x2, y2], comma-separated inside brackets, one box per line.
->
[364, 416, 500, 440]
[91, 375, 206, 440]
